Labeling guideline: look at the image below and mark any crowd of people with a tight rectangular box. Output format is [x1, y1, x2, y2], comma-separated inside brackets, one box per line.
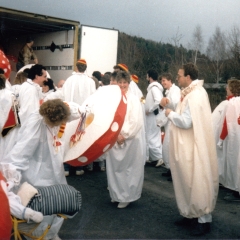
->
[0, 44, 240, 239]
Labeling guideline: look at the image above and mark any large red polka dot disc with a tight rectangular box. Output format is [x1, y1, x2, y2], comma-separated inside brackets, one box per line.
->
[0, 50, 11, 79]
[63, 85, 127, 166]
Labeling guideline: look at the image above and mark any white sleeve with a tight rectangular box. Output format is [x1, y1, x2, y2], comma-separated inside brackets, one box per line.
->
[121, 95, 143, 139]
[18, 87, 39, 124]
[66, 102, 86, 122]
[166, 88, 181, 111]
[149, 87, 163, 112]
[168, 101, 192, 129]
[43, 89, 64, 101]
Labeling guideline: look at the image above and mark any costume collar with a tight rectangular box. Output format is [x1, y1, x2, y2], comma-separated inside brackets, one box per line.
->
[147, 81, 163, 92]
[180, 79, 203, 101]
[227, 95, 234, 100]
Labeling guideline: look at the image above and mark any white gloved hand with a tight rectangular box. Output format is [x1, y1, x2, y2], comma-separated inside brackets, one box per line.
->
[78, 105, 91, 114]
[6, 181, 15, 191]
[217, 140, 223, 149]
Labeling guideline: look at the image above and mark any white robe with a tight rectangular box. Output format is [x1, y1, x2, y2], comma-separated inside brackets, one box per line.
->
[0, 88, 19, 162]
[129, 80, 148, 163]
[129, 80, 143, 100]
[212, 100, 228, 186]
[1, 102, 81, 187]
[168, 80, 218, 218]
[162, 84, 181, 168]
[106, 91, 145, 202]
[216, 97, 240, 191]
[145, 81, 163, 161]
[62, 72, 96, 105]
[18, 79, 43, 125]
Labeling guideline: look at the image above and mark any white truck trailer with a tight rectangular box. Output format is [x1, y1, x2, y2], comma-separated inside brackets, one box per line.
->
[0, 7, 118, 83]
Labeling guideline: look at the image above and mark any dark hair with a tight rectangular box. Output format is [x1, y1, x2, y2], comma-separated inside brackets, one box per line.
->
[147, 69, 158, 80]
[101, 74, 110, 86]
[111, 71, 118, 80]
[113, 65, 121, 70]
[0, 74, 6, 90]
[0, 68, 4, 74]
[159, 72, 173, 82]
[39, 99, 70, 127]
[182, 63, 198, 80]
[76, 62, 87, 72]
[28, 64, 46, 80]
[43, 78, 56, 91]
[26, 36, 34, 43]
[228, 79, 240, 96]
[116, 71, 131, 83]
[23, 68, 30, 77]
[104, 71, 111, 76]
[92, 71, 102, 81]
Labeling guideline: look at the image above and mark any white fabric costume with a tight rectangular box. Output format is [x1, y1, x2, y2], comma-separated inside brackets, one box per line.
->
[62, 72, 96, 104]
[0, 88, 19, 162]
[168, 80, 218, 219]
[106, 91, 145, 203]
[18, 79, 43, 125]
[214, 97, 240, 191]
[129, 80, 148, 163]
[129, 80, 143, 99]
[212, 100, 228, 186]
[161, 84, 181, 168]
[145, 81, 163, 161]
[1, 102, 84, 239]
[2, 102, 82, 186]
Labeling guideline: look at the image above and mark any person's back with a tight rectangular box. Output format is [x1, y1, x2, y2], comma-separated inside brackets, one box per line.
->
[62, 59, 96, 105]
[63, 73, 96, 104]
[145, 69, 163, 167]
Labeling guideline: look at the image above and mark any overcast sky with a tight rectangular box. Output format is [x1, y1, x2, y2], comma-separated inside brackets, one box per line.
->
[2, 0, 240, 50]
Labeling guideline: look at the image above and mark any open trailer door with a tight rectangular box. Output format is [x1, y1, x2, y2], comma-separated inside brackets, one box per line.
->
[79, 25, 118, 76]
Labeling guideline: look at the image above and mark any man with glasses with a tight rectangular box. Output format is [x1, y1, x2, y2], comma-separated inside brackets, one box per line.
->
[165, 63, 218, 236]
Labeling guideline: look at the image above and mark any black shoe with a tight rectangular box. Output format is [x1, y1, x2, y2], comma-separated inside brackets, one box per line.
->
[167, 176, 172, 182]
[174, 217, 197, 227]
[191, 222, 210, 236]
[162, 169, 171, 177]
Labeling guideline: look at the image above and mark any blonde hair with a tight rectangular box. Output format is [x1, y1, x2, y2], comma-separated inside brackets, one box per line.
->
[14, 72, 27, 85]
[39, 99, 70, 127]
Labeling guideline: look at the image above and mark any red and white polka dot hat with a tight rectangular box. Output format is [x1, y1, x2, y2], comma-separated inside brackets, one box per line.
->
[0, 50, 11, 79]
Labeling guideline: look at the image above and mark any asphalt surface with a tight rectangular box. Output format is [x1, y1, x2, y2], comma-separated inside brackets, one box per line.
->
[60, 163, 240, 239]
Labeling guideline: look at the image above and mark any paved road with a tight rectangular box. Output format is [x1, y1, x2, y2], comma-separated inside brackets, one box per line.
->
[60, 163, 240, 239]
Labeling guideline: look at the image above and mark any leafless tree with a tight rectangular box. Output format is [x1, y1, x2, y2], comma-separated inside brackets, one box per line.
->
[168, 27, 184, 73]
[190, 25, 204, 65]
[206, 26, 226, 83]
[226, 26, 240, 60]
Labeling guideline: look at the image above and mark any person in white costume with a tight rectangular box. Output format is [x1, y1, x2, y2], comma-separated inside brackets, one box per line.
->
[165, 63, 218, 236]
[18, 64, 47, 125]
[145, 69, 164, 167]
[129, 74, 148, 164]
[213, 79, 240, 201]
[61, 59, 96, 104]
[45, 59, 96, 176]
[1, 99, 86, 240]
[0, 74, 20, 162]
[11, 71, 28, 98]
[106, 71, 145, 209]
[159, 73, 181, 178]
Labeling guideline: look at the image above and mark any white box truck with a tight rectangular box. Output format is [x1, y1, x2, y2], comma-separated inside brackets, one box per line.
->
[0, 7, 118, 83]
